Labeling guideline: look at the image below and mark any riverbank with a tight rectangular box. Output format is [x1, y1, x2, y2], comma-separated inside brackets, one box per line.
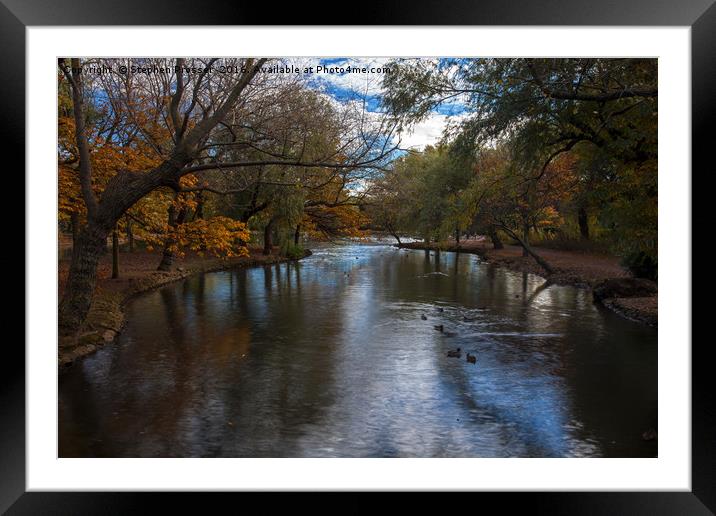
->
[397, 239, 657, 326]
[58, 246, 311, 368]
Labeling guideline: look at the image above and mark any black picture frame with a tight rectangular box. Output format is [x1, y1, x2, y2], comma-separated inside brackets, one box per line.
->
[4, 0, 710, 512]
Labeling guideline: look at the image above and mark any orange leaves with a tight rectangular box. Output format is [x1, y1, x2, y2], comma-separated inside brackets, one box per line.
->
[167, 217, 251, 258]
[534, 206, 564, 229]
[303, 205, 368, 240]
[57, 77, 167, 221]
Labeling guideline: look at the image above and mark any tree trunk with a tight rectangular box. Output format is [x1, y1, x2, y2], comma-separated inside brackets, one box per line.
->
[58, 58, 268, 332]
[263, 217, 276, 255]
[522, 221, 529, 257]
[70, 211, 79, 248]
[157, 204, 177, 272]
[386, 223, 401, 245]
[58, 222, 110, 333]
[158, 201, 188, 271]
[488, 226, 503, 249]
[195, 191, 204, 220]
[294, 223, 301, 245]
[157, 248, 176, 271]
[578, 206, 590, 240]
[455, 227, 460, 246]
[157, 203, 186, 272]
[126, 215, 134, 252]
[502, 225, 555, 275]
[111, 225, 119, 279]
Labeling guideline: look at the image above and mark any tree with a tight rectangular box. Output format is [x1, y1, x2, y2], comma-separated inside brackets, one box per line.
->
[382, 58, 657, 269]
[58, 58, 399, 332]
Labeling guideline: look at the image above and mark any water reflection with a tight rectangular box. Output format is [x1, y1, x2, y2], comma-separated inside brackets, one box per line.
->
[59, 243, 657, 457]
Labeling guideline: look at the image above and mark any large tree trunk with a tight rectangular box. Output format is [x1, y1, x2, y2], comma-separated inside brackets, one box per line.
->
[112, 225, 119, 279]
[157, 248, 176, 271]
[578, 206, 590, 240]
[58, 222, 110, 333]
[522, 221, 530, 257]
[263, 217, 276, 255]
[70, 211, 79, 248]
[294, 223, 301, 245]
[488, 225, 503, 249]
[455, 227, 460, 246]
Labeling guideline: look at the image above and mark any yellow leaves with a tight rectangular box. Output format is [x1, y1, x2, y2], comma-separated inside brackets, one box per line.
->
[535, 206, 563, 228]
[304, 205, 368, 240]
[168, 217, 251, 259]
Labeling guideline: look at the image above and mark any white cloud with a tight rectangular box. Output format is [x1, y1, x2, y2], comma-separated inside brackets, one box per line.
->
[398, 113, 465, 150]
[283, 57, 469, 151]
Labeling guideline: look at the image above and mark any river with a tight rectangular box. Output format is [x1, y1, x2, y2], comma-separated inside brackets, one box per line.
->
[59, 242, 657, 457]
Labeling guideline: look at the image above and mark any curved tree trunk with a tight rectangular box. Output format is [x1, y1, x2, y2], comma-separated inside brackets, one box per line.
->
[386, 223, 401, 245]
[500, 225, 555, 275]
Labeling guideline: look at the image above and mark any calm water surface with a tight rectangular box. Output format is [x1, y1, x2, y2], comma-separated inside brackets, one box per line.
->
[59, 243, 657, 457]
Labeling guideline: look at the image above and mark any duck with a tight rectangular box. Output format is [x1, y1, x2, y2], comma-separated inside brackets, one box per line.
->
[434, 324, 444, 332]
[421, 314, 428, 321]
[642, 428, 657, 441]
[447, 348, 461, 358]
[437, 307, 444, 312]
[466, 353, 477, 364]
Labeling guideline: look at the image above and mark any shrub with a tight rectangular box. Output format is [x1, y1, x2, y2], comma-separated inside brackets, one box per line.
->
[621, 251, 657, 281]
[281, 242, 306, 260]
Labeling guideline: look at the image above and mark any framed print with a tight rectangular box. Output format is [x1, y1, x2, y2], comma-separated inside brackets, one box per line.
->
[5, 0, 712, 512]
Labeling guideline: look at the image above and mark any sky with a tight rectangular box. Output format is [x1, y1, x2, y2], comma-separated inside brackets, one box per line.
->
[291, 57, 467, 151]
